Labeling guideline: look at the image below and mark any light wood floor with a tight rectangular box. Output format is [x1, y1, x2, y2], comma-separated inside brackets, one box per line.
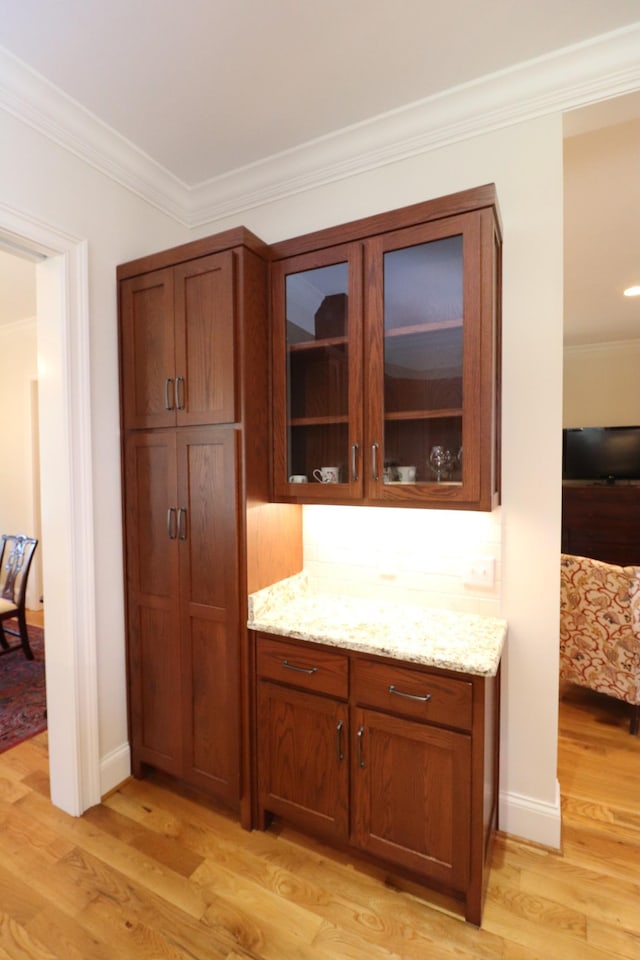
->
[0, 685, 637, 960]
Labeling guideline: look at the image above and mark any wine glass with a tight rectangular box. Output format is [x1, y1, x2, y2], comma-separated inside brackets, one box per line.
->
[429, 445, 451, 482]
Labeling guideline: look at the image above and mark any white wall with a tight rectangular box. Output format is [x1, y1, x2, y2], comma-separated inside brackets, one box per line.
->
[0, 316, 41, 608]
[0, 108, 189, 791]
[196, 115, 564, 846]
[564, 339, 640, 426]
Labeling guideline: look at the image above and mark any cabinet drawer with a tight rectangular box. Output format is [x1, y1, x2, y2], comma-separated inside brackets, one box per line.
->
[257, 635, 349, 698]
[352, 659, 473, 731]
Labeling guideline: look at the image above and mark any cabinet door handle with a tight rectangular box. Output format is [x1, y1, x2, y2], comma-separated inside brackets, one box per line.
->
[351, 443, 359, 482]
[371, 443, 379, 481]
[357, 725, 365, 768]
[175, 375, 185, 410]
[177, 507, 187, 541]
[336, 720, 344, 761]
[164, 377, 175, 411]
[166, 507, 177, 540]
[388, 684, 432, 703]
[282, 660, 318, 675]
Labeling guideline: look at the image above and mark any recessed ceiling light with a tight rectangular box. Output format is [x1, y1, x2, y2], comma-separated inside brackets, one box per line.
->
[623, 285, 640, 297]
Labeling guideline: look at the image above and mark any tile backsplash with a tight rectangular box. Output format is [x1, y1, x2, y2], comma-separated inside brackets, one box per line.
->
[303, 504, 502, 616]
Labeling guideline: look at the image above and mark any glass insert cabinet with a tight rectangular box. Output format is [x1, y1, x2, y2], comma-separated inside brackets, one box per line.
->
[270, 185, 502, 510]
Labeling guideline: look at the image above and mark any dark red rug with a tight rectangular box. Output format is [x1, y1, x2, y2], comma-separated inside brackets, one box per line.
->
[0, 622, 47, 753]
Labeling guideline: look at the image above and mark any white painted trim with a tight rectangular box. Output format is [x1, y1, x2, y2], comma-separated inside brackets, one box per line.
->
[0, 203, 100, 816]
[99, 741, 131, 798]
[0, 46, 188, 224]
[499, 780, 562, 850]
[1, 25, 639, 226]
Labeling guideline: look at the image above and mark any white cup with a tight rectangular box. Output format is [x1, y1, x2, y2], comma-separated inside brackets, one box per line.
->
[313, 466, 340, 483]
[396, 465, 416, 483]
[289, 474, 308, 483]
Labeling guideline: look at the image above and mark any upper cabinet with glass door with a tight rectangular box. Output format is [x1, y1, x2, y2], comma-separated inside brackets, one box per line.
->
[270, 185, 501, 511]
[271, 243, 364, 501]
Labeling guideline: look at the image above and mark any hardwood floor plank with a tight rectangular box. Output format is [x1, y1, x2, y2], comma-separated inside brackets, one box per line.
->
[0, 913, 57, 960]
[82, 802, 206, 879]
[587, 917, 640, 960]
[15, 790, 213, 922]
[24, 905, 118, 960]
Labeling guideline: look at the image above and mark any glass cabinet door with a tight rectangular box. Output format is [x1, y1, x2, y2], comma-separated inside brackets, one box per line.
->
[271, 244, 363, 499]
[366, 214, 483, 504]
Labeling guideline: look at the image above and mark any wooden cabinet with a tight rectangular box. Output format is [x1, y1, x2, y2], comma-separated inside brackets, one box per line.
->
[561, 483, 640, 566]
[119, 229, 303, 822]
[125, 426, 240, 800]
[256, 637, 349, 839]
[350, 659, 472, 891]
[254, 632, 500, 924]
[271, 185, 502, 510]
[120, 251, 235, 430]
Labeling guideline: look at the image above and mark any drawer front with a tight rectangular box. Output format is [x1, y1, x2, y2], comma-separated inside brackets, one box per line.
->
[352, 659, 473, 730]
[256, 635, 349, 698]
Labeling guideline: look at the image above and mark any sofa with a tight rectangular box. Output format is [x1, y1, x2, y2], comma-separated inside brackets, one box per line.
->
[559, 552, 640, 735]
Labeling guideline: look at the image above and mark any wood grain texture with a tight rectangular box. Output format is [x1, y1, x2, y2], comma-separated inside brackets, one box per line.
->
[0, 682, 637, 959]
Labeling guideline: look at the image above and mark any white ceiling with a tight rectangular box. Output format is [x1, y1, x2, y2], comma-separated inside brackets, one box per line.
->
[0, 2, 638, 343]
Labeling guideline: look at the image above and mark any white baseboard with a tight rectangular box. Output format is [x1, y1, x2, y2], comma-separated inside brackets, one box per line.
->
[499, 780, 562, 849]
[99, 742, 131, 798]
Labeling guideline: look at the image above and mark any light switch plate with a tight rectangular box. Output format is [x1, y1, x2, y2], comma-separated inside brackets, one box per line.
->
[463, 556, 495, 588]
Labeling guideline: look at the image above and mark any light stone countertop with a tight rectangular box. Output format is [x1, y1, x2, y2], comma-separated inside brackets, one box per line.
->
[248, 572, 507, 677]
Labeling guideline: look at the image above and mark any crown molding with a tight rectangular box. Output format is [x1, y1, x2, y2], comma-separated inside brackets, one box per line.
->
[2, 24, 639, 229]
[0, 45, 190, 223]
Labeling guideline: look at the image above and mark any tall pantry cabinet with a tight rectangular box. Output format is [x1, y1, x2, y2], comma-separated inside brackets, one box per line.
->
[118, 228, 302, 824]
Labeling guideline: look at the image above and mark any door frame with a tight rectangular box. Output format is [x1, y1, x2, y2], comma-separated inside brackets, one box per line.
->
[0, 203, 100, 815]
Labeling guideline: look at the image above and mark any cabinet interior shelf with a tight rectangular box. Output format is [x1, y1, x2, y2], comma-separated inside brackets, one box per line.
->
[384, 408, 463, 421]
[288, 409, 462, 428]
[289, 415, 349, 427]
[288, 336, 347, 352]
[287, 318, 463, 354]
[385, 318, 463, 338]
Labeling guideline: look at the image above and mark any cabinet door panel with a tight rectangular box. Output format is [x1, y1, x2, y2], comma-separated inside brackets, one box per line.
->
[178, 427, 240, 805]
[366, 215, 483, 505]
[174, 252, 236, 426]
[352, 708, 471, 890]
[272, 244, 363, 500]
[186, 613, 238, 799]
[121, 269, 176, 430]
[258, 682, 349, 840]
[124, 431, 182, 774]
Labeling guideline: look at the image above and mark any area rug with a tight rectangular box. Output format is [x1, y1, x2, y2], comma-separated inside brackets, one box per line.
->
[0, 623, 47, 753]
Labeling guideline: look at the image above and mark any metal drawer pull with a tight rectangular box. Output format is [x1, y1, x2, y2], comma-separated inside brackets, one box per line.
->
[371, 442, 379, 481]
[388, 684, 432, 703]
[166, 507, 177, 539]
[351, 443, 359, 481]
[177, 507, 187, 541]
[336, 720, 344, 761]
[175, 375, 185, 410]
[282, 660, 318, 675]
[357, 725, 365, 767]
[164, 377, 175, 411]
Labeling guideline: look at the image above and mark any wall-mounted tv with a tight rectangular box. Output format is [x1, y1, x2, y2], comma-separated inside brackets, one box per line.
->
[562, 426, 640, 482]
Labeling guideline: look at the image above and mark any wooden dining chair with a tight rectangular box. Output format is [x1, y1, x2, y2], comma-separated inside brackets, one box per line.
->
[0, 534, 39, 660]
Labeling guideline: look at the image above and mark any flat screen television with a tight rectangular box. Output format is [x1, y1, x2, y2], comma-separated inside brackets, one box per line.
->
[562, 426, 640, 482]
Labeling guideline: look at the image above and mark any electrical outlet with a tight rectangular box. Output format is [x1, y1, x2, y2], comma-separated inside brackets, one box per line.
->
[463, 556, 495, 588]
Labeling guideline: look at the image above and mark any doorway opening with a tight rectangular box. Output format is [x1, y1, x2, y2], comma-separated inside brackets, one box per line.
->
[0, 211, 100, 815]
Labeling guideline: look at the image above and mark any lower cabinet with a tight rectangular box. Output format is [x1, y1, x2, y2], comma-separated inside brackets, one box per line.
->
[352, 707, 471, 892]
[125, 425, 241, 806]
[254, 632, 499, 925]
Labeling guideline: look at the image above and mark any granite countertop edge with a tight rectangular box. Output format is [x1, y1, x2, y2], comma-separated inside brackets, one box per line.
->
[248, 572, 507, 678]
